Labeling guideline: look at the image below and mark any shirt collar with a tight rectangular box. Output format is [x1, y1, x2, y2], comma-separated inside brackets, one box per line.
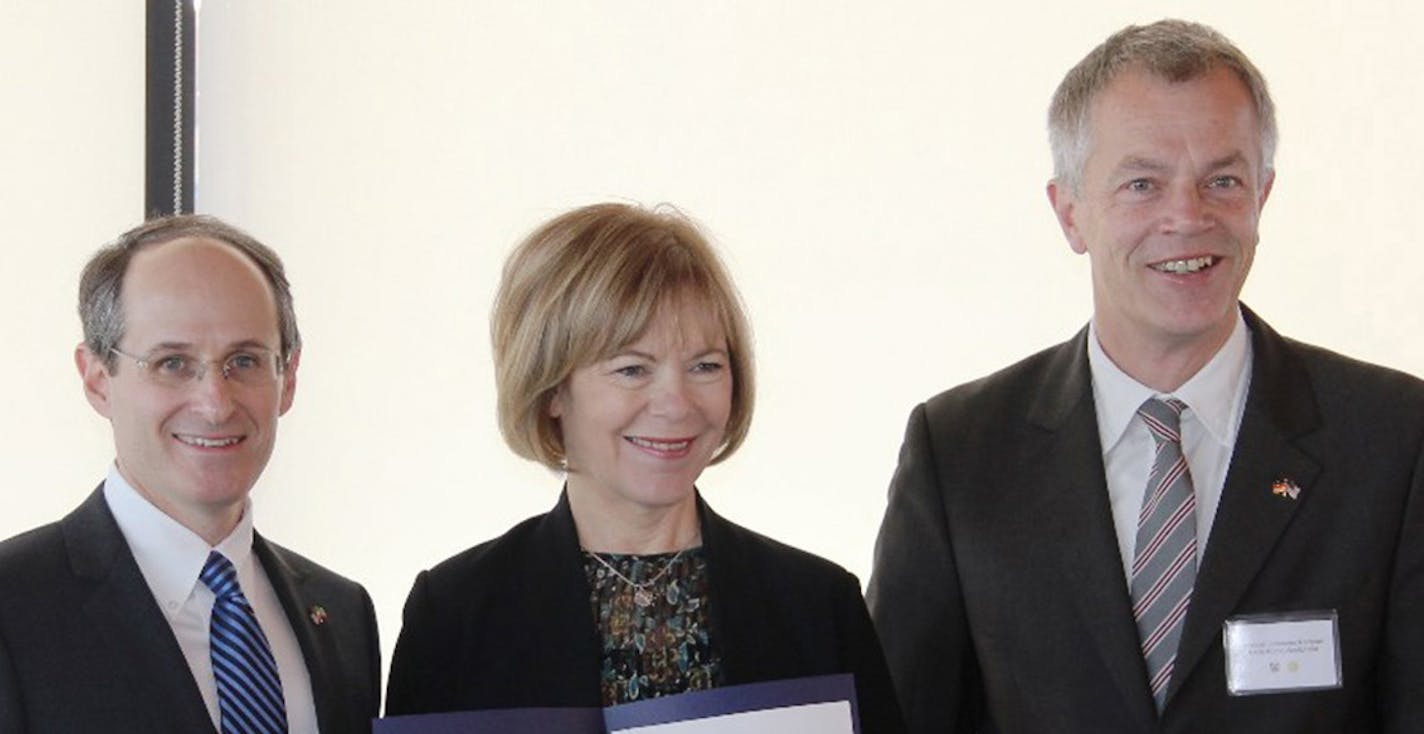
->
[102, 464, 257, 619]
[1088, 309, 1252, 454]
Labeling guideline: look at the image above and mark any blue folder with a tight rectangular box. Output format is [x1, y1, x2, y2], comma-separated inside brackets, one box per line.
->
[374, 673, 858, 734]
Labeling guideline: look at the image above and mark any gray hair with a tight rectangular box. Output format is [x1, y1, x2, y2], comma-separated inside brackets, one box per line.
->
[78, 214, 301, 370]
[1048, 19, 1277, 189]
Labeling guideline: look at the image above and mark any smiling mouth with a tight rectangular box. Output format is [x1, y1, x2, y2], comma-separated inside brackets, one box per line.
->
[174, 434, 244, 449]
[625, 436, 693, 453]
[1150, 255, 1217, 274]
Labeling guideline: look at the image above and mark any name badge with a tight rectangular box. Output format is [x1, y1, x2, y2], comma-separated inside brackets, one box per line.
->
[1223, 611, 1343, 696]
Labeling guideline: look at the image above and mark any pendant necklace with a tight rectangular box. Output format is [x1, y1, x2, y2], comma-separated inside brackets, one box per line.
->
[587, 549, 687, 608]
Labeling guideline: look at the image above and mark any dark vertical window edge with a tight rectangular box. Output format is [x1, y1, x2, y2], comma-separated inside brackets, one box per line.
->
[145, 0, 194, 218]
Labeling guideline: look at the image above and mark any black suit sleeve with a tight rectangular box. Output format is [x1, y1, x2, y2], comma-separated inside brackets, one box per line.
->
[1383, 438, 1424, 732]
[357, 585, 382, 730]
[832, 573, 907, 734]
[866, 403, 980, 733]
[0, 623, 25, 733]
[385, 570, 448, 716]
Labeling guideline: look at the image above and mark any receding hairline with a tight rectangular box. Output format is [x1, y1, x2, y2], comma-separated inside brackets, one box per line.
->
[126, 235, 282, 298]
[119, 236, 285, 339]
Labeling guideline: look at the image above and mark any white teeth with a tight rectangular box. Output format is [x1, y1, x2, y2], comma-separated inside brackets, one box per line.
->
[1152, 256, 1216, 274]
[627, 437, 691, 451]
[177, 435, 240, 448]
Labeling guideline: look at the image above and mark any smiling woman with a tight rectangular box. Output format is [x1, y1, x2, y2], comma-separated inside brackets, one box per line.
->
[549, 299, 735, 551]
[384, 202, 906, 732]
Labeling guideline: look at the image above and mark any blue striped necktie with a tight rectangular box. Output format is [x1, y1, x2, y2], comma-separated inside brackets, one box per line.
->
[1130, 397, 1198, 713]
[200, 551, 288, 734]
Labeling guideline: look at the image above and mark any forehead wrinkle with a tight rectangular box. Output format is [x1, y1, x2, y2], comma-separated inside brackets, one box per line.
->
[1115, 156, 1171, 173]
[1110, 148, 1250, 180]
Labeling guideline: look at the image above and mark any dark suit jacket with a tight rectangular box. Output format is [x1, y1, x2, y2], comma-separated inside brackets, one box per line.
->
[386, 492, 906, 733]
[867, 308, 1424, 733]
[0, 488, 381, 734]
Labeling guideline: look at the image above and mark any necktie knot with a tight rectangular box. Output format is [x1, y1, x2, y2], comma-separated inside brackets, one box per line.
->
[201, 551, 247, 603]
[1138, 397, 1186, 445]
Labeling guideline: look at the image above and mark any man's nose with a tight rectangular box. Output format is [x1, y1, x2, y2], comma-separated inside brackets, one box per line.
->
[1158, 182, 1216, 237]
[188, 365, 238, 421]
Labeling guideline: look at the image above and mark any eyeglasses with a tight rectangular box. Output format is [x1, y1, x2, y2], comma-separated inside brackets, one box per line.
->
[108, 346, 286, 388]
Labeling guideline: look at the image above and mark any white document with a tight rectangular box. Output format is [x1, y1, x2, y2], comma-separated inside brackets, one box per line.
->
[612, 700, 854, 734]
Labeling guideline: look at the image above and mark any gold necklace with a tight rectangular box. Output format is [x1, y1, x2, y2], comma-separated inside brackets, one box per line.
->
[586, 549, 687, 608]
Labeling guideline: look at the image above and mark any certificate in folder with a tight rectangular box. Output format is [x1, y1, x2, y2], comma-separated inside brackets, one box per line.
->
[375, 673, 859, 734]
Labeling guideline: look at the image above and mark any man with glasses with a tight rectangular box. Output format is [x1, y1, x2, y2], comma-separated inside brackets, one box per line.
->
[0, 215, 380, 733]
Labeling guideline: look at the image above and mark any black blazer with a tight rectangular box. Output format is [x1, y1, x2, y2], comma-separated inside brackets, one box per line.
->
[0, 488, 381, 734]
[386, 492, 905, 733]
[867, 308, 1424, 733]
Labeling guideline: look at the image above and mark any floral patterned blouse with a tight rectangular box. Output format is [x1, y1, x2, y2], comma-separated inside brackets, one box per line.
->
[581, 547, 723, 706]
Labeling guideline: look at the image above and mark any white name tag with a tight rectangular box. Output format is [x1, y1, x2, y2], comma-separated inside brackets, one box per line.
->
[1223, 611, 1343, 696]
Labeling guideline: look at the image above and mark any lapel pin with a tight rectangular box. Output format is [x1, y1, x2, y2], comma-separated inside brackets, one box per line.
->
[308, 604, 329, 626]
[1271, 478, 1301, 500]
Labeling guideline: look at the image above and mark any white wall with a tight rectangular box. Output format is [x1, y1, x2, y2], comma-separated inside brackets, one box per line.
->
[0, 4, 143, 529]
[4, 1, 1422, 674]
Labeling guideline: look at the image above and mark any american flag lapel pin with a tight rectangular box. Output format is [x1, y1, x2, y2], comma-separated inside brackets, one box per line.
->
[1271, 478, 1301, 500]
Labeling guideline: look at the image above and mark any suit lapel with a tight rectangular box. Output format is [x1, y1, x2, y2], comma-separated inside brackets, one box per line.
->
[64, 489, 217, 734]
[1026, 330, 1159, 729]
[696, 498, 768, 684]
[526, 492, 608, 705]
[255, 534, 348, 734]
[1168, 309, 1321, 701]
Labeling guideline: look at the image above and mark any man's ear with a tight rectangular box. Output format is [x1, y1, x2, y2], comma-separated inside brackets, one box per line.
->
[278, 347, 301, 416]
[76, 343, 113, 418]
[1047, 179, 1089, 255]
[1258, 169, 1275, 210]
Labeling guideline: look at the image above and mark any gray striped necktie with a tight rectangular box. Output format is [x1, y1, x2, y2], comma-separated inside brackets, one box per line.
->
[1130, 397, 1198, 712]
[200, 551, 288, 734]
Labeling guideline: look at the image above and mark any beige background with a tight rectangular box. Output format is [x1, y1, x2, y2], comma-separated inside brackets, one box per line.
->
[3, 1, 1421, 673]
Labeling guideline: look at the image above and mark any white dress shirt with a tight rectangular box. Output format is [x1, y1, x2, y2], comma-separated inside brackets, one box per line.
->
[1087, 312, 1253, 589]
[103, 465, 320, 733]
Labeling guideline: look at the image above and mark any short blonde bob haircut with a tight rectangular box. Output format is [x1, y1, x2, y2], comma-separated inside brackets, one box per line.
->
[492, 202, 754, 472]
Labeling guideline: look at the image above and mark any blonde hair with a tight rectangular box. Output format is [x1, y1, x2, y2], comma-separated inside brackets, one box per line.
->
[491, 202, 754, 471]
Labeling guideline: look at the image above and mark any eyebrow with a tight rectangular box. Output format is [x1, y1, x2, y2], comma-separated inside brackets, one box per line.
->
[1204, 152, 1249, 171]
[610, 347, 729, 361]
[1115, 156, 1170, 175]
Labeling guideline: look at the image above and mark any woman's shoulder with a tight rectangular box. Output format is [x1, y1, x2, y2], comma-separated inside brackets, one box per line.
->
[703, 505, 860, 593]
[416, 509, 559, 593]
